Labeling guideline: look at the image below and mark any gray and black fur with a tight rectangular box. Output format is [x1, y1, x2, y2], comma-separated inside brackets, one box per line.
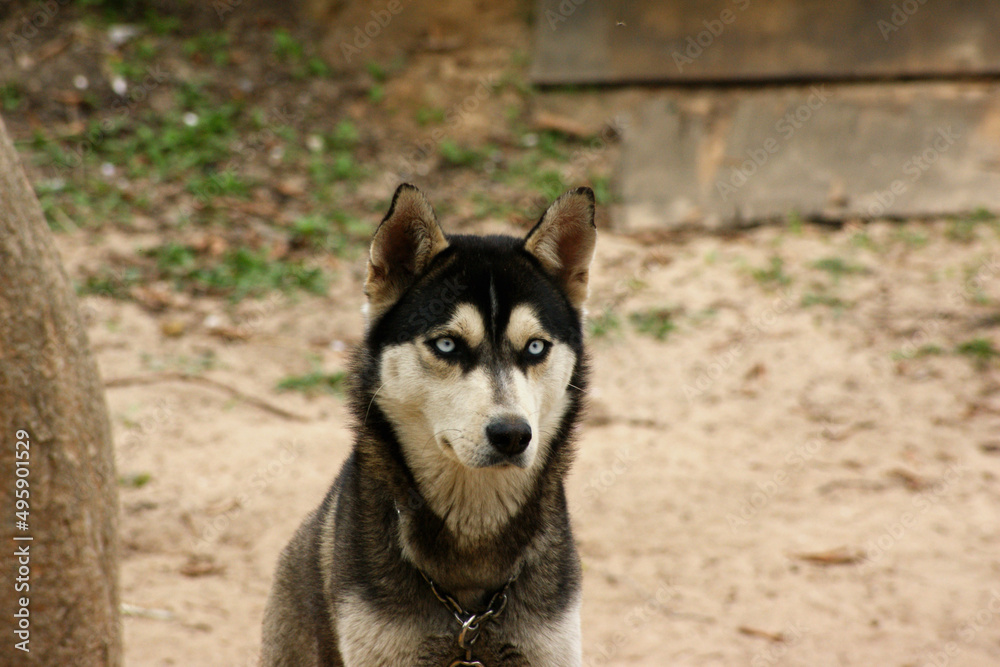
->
[262, 184, 596, 666]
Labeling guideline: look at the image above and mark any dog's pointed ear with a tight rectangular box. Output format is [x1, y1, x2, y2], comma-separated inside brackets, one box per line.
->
[524, 187, 596, 310]
[365, 184, 449, 321]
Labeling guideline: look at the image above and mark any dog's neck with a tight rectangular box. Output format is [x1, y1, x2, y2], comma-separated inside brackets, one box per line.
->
[406, 448, 539, 544]
[355, 420, 572, 601]
[392, 456, 552, 594]
[392, 473, 566, 611]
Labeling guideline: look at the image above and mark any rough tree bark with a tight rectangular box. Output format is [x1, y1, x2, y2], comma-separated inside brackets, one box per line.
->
[0, 116, 121, 663]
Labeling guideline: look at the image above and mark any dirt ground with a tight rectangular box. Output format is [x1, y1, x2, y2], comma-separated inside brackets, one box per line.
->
[57, 215, 1000, 666]
[5, 1, 1000, 665]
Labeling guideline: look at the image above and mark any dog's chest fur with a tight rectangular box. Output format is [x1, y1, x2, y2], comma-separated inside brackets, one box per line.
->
[336, 593, 582, 666]
[310, 451, 585, 666]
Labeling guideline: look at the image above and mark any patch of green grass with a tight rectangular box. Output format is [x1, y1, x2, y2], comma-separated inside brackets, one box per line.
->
[439, 140, 488, 168]
[152, 241, 196, 269]
[955, 338, 1000, 368]
[147, 243, 327, 300]
[277, 370, 347, 396]
[175, 79, 209, 108]
[30, 176, 69, 225]
[111, 56, 149, 82]
[183, 31, 232, 67]
[801, 293, 848, 308]
[587, 309, 621, 338]
[78, 267, 144, 299]
[270, 28, 331, 78]
[34, 176, 134, 231]
[471, 193, 514, 219]
[26, 130, 80, 170]
[629, 309, 677, 341]
[415, 107, 446, 126]
[752, 257, 792, 288]
[689, 307, 719, 324]
[140, 350, 218, 374]
[947, 209, 998, 243]
[623, 276, 647, 293]
[248, 107, 276, 131]
[508, 49, 531, 69]
[138, 8, 181, 34]
[589, 175, 615, 205]
[891, 344, 945, 361]
[495, 69, 534, 97]
[309, 150, 365, 185]
[289, 215, 330, 242]
[96, 102, 243, 182]
[308, 57, 332, 77]
[326, 120, 360, 150]
[962, 262, 993, 305]
[501, 151, 580, 205]
[188, 169, 252, 200]
[851, 231, 879, 252]
[812, 257, 868, 278]
[535, 131, 573, 160]
[119, 471, 152, 488]
[892, 228, 929, 248]
[273, 28, 305, 62]
[290, 211, 369, 256]
[529, 169, 568, 199]
[1, 82, 25, 112]
[786, 211, 804, 235]
[332, 151, 361, 180]
[968, 207, 996, 223]
[365, 61, 389, 83]
[947, 220, 978, 243]
[132, 36, 159, 62]
[367, 84, 385, 104]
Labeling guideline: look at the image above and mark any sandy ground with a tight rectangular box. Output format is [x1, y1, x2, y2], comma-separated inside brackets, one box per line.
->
[57, 213, 1000, 666]
[9, 2, 998, 664]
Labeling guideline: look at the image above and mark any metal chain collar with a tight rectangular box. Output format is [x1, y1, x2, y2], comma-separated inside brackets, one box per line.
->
[419, 570, 515, 667]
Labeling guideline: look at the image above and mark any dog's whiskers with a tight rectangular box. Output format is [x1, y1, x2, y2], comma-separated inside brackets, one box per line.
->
[364, 382, 387, 426]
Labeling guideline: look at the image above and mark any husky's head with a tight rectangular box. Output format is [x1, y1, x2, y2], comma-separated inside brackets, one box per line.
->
[357, 184, 595, 531]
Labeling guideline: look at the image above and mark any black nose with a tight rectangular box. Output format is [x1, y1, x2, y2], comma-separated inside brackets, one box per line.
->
[485, 417, 532, 457]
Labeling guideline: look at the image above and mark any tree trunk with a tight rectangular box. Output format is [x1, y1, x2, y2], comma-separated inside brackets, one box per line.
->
[0, 116, 121, 664]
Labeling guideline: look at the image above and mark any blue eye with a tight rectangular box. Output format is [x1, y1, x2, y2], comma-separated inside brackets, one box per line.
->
[526, 339, 547, 356]
[435, 337, 456, 354]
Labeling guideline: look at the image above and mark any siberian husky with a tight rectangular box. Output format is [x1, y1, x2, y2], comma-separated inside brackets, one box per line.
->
[262, 183, 596, 666]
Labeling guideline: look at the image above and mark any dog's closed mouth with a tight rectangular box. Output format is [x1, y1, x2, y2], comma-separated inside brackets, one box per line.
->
[438, 436, 519, 468]
[480, 451, 530, 470]
[440, 436, 529, 470]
